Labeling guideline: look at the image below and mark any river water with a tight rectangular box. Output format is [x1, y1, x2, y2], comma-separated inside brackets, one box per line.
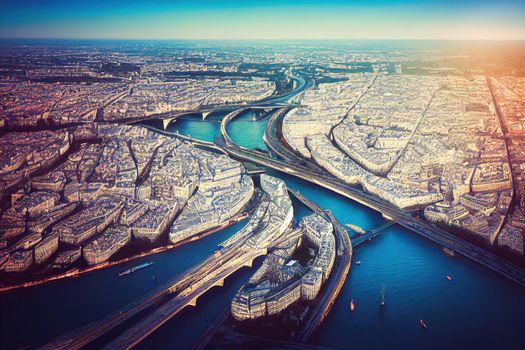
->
[0, 111, 523, 350]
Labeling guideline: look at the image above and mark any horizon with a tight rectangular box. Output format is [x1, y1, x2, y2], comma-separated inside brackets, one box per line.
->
[2, 38, 525, 42]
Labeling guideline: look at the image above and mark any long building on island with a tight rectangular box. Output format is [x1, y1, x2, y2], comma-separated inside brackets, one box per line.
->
[231, 213, 336, 321]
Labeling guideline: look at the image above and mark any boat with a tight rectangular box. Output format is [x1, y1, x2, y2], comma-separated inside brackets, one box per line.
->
[118, 262, 154, 277]
[380, 285, 386, 307]
[442, 247, 455, 257]
[355, 260, 361, 265]
[420, 320, 428, 329]
[350, 299, 355, 311]
[446, 275, 452, 281]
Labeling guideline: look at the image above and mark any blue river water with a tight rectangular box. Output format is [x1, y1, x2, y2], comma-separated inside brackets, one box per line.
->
[0, 111, 523, 350]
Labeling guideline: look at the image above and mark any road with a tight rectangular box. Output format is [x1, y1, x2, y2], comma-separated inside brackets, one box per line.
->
[329, 67, 381, 135]
[220, 143, 525, 288]
[38, 210, 256, 350]
[220, 108, 250, 146]
[103, 247, 265, 349]
[263, 106, 326, 173]
[158, 110, 525, 290]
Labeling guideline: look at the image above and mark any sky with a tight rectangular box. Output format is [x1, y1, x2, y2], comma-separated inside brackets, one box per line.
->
[1, 0, 524, 40]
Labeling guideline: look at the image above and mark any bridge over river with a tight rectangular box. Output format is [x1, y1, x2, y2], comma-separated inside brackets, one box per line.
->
[40, 189, 303, 350]
[217, 143, 525, 288]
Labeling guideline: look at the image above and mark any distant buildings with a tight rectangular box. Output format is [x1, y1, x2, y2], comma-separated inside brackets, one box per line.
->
[282, 71, 524, 255]
[103, 79, 275, 122]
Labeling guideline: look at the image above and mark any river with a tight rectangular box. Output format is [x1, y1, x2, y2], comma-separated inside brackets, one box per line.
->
[0, 111, 523, 350]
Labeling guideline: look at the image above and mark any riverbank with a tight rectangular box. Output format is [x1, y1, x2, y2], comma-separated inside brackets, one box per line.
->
[0, 212, 249, 294]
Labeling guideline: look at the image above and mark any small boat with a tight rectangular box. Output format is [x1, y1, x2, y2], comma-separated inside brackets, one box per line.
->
[380, 285, 386, 307]
[355, 260, 361, 265]
[443, 247, 455, 257]
[118, 262, 154, 277]
[350, 299, 355, 311]
[420, 320, 428, 329]
[446, 275, 452, 281]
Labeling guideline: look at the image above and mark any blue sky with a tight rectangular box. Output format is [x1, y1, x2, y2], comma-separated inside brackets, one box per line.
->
[1, 0, 524, 40]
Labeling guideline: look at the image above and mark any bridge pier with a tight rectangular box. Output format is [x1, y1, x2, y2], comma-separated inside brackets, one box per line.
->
[163, 118, 173, 130]
[214, 279, 224, 287]
[382, 213, 394, 221]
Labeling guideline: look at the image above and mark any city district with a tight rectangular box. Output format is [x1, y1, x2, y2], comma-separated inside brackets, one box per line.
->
[0, 41, 524, 348]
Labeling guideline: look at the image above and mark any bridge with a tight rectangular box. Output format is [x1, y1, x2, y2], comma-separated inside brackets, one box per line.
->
[351, 221, 396, 248]
[40, 233, 276, 350]
[141, 124, 227, 155]
[219, 144, 525, 288]
[123, 102, 293, 131]
[41, 189, 301, 349]
[103, 222, 305, 349]
[103, 246, 266, 349]
[125, 68, 311, 131]
[290, 189, 395, 249]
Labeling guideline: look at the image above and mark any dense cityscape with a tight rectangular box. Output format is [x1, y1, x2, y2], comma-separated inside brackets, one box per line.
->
[0, 36, 524, 350]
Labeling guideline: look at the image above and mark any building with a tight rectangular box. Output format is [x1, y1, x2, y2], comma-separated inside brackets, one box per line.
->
[4, 250, 33, 273]
[34, 233, 59, 264]
[83, 225, 132, 265]
[55, 196, 124, 245]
